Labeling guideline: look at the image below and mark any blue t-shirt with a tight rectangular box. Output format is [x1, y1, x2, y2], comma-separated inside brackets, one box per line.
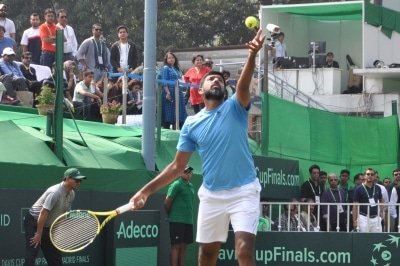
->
[177, 94, 256, 191]
[353, 184, 382, 216]
[0, 37, 15, 56]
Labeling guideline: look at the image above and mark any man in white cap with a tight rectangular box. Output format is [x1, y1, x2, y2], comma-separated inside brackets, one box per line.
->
[0, 47, 28, 97]
[24, 168, 86, 266]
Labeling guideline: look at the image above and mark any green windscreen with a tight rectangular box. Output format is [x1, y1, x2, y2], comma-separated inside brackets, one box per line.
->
[116, 247, 157, 266]
[261, 94, 399, 181]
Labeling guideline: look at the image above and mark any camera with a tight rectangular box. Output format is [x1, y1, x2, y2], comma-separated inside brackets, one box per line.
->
[265, 23, 280, 47]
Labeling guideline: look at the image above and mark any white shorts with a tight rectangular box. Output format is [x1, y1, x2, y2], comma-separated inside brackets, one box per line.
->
[358, 214, 382, 233]
[196, 179, 261, 243]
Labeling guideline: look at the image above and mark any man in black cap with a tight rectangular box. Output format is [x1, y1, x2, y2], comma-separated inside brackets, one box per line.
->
[24, 168, 86, 266]
[164, 166, 194, 266]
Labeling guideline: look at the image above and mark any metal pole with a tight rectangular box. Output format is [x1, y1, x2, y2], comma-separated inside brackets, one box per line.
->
[262, 43, 271, 155]
[54, 29, 64, 161]
[102, 73, 108, 104]
[142, 0, 157, 171]
[122, 71, 127, 124]
[175, 81, 179, 130]
[263, 43, 269, 93]
[156, 84, 162, 148]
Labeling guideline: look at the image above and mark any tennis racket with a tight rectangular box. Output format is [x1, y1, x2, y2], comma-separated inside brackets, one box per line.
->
[50, 202, 134, 252]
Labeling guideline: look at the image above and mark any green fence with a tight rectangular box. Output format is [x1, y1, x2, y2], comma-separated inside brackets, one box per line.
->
[261, 94, 399, 183]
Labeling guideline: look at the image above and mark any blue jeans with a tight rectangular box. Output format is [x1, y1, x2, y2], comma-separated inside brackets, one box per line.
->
[40, 51, 55, 69]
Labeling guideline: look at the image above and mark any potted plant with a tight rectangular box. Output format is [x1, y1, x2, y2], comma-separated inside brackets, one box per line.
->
[35, 85, 55, 115]
[100, 100, 122, 124]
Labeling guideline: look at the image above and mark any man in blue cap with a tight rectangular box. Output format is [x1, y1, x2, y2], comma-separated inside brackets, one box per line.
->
[24, 168, 86, 266]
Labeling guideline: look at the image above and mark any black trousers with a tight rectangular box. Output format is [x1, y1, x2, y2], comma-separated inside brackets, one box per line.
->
[24, 213, 62, 266]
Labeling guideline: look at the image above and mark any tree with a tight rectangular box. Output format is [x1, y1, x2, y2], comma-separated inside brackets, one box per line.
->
[7, 0, 258, 60]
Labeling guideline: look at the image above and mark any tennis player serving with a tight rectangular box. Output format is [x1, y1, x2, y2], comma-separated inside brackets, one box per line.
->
[131, 30, 265, 266]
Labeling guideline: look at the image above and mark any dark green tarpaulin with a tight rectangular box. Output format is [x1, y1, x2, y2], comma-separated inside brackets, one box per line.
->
[266, 2, 362, 21]
[365, 1, 400, 38]
[261, 94, 399, 181]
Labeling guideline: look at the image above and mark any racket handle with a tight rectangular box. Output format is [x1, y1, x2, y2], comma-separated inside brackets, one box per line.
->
[116, 202, 134, 214]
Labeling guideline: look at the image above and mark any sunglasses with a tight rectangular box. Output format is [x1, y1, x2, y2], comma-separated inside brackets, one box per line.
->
[394, 173, 400, 176]
[60, 16, 67, 19]
[365, 173, 375, 176]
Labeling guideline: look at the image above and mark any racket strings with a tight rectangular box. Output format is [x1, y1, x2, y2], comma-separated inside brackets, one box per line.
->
[51, 212, 99, 251]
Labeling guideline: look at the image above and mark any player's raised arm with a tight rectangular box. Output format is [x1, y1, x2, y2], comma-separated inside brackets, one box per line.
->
[236, 29, 265, 107]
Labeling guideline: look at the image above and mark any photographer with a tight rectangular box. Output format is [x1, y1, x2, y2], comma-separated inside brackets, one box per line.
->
[272, 32, 286, 68]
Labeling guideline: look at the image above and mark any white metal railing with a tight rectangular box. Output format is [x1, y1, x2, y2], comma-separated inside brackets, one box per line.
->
[260, 201, 400, 233]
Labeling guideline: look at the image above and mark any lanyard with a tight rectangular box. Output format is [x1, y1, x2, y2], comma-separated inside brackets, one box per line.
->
[93, 39, 102, 56]
[308, 180, 320, 196]
[329, 188, 342, 203]
[362, 183, 375, 199]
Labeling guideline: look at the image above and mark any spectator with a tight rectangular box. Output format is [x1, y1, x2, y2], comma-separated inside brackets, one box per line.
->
[273, 199, 299, 232]
[389, 178, 400, 232]
[348, 173, 364, 231]
[0, 25, 15, 53]
[63, 60, 77, 101]
[203, 57, 213, 69]
[300, 164, 323, 203]
[383, 178, 391, 193]
[353, 168, 383, 232]
[127, 79, 143, 115]
[56, 9, 78, 62]
[257, 198, 273, 232]
[375, 174, 389, 231]
[388, 168, 400, 199]
[110, 25, 138, 73]
[300, 199, 319, 232]
[77, 23, 110, 82]
[319, 170, 328, 190]
[0, 47, 28, 94]
[160, 52, 187, 129]
[19, 51, 42, 101]
[39, 8, 57, 68]
[72, 70, 102, 120]
[0, 4, 15, 39]
[21, 13, 41, 64]
[164, 166, 194, 266]
[273, 32, 286, 68]
[339, 169, 351, 192]
[183, 54, 210, 114]
[222, 70, 236, 98]
[325, 52, 339, 68]
[321, 173, 347, 231]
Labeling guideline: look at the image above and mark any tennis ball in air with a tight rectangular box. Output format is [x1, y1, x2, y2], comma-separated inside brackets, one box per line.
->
[245, 16, 259, 30]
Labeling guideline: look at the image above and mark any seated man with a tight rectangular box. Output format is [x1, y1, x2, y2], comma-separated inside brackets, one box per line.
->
[0, 47, 28, 102]
[19, 51, 42, 101]
[325, 52, 339, 68]
[72, 70, 102, 120]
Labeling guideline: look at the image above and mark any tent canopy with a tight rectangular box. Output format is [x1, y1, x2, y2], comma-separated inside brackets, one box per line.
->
[264, 1, 362, 21]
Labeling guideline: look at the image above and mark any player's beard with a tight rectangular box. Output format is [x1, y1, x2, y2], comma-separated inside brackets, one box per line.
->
[204, 86, 225, 101]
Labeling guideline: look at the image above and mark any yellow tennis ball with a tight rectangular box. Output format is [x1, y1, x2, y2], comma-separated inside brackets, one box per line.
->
[245, 16, 259, 30]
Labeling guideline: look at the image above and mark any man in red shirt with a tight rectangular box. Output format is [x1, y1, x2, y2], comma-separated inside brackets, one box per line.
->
[39, 8, 57, 68]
